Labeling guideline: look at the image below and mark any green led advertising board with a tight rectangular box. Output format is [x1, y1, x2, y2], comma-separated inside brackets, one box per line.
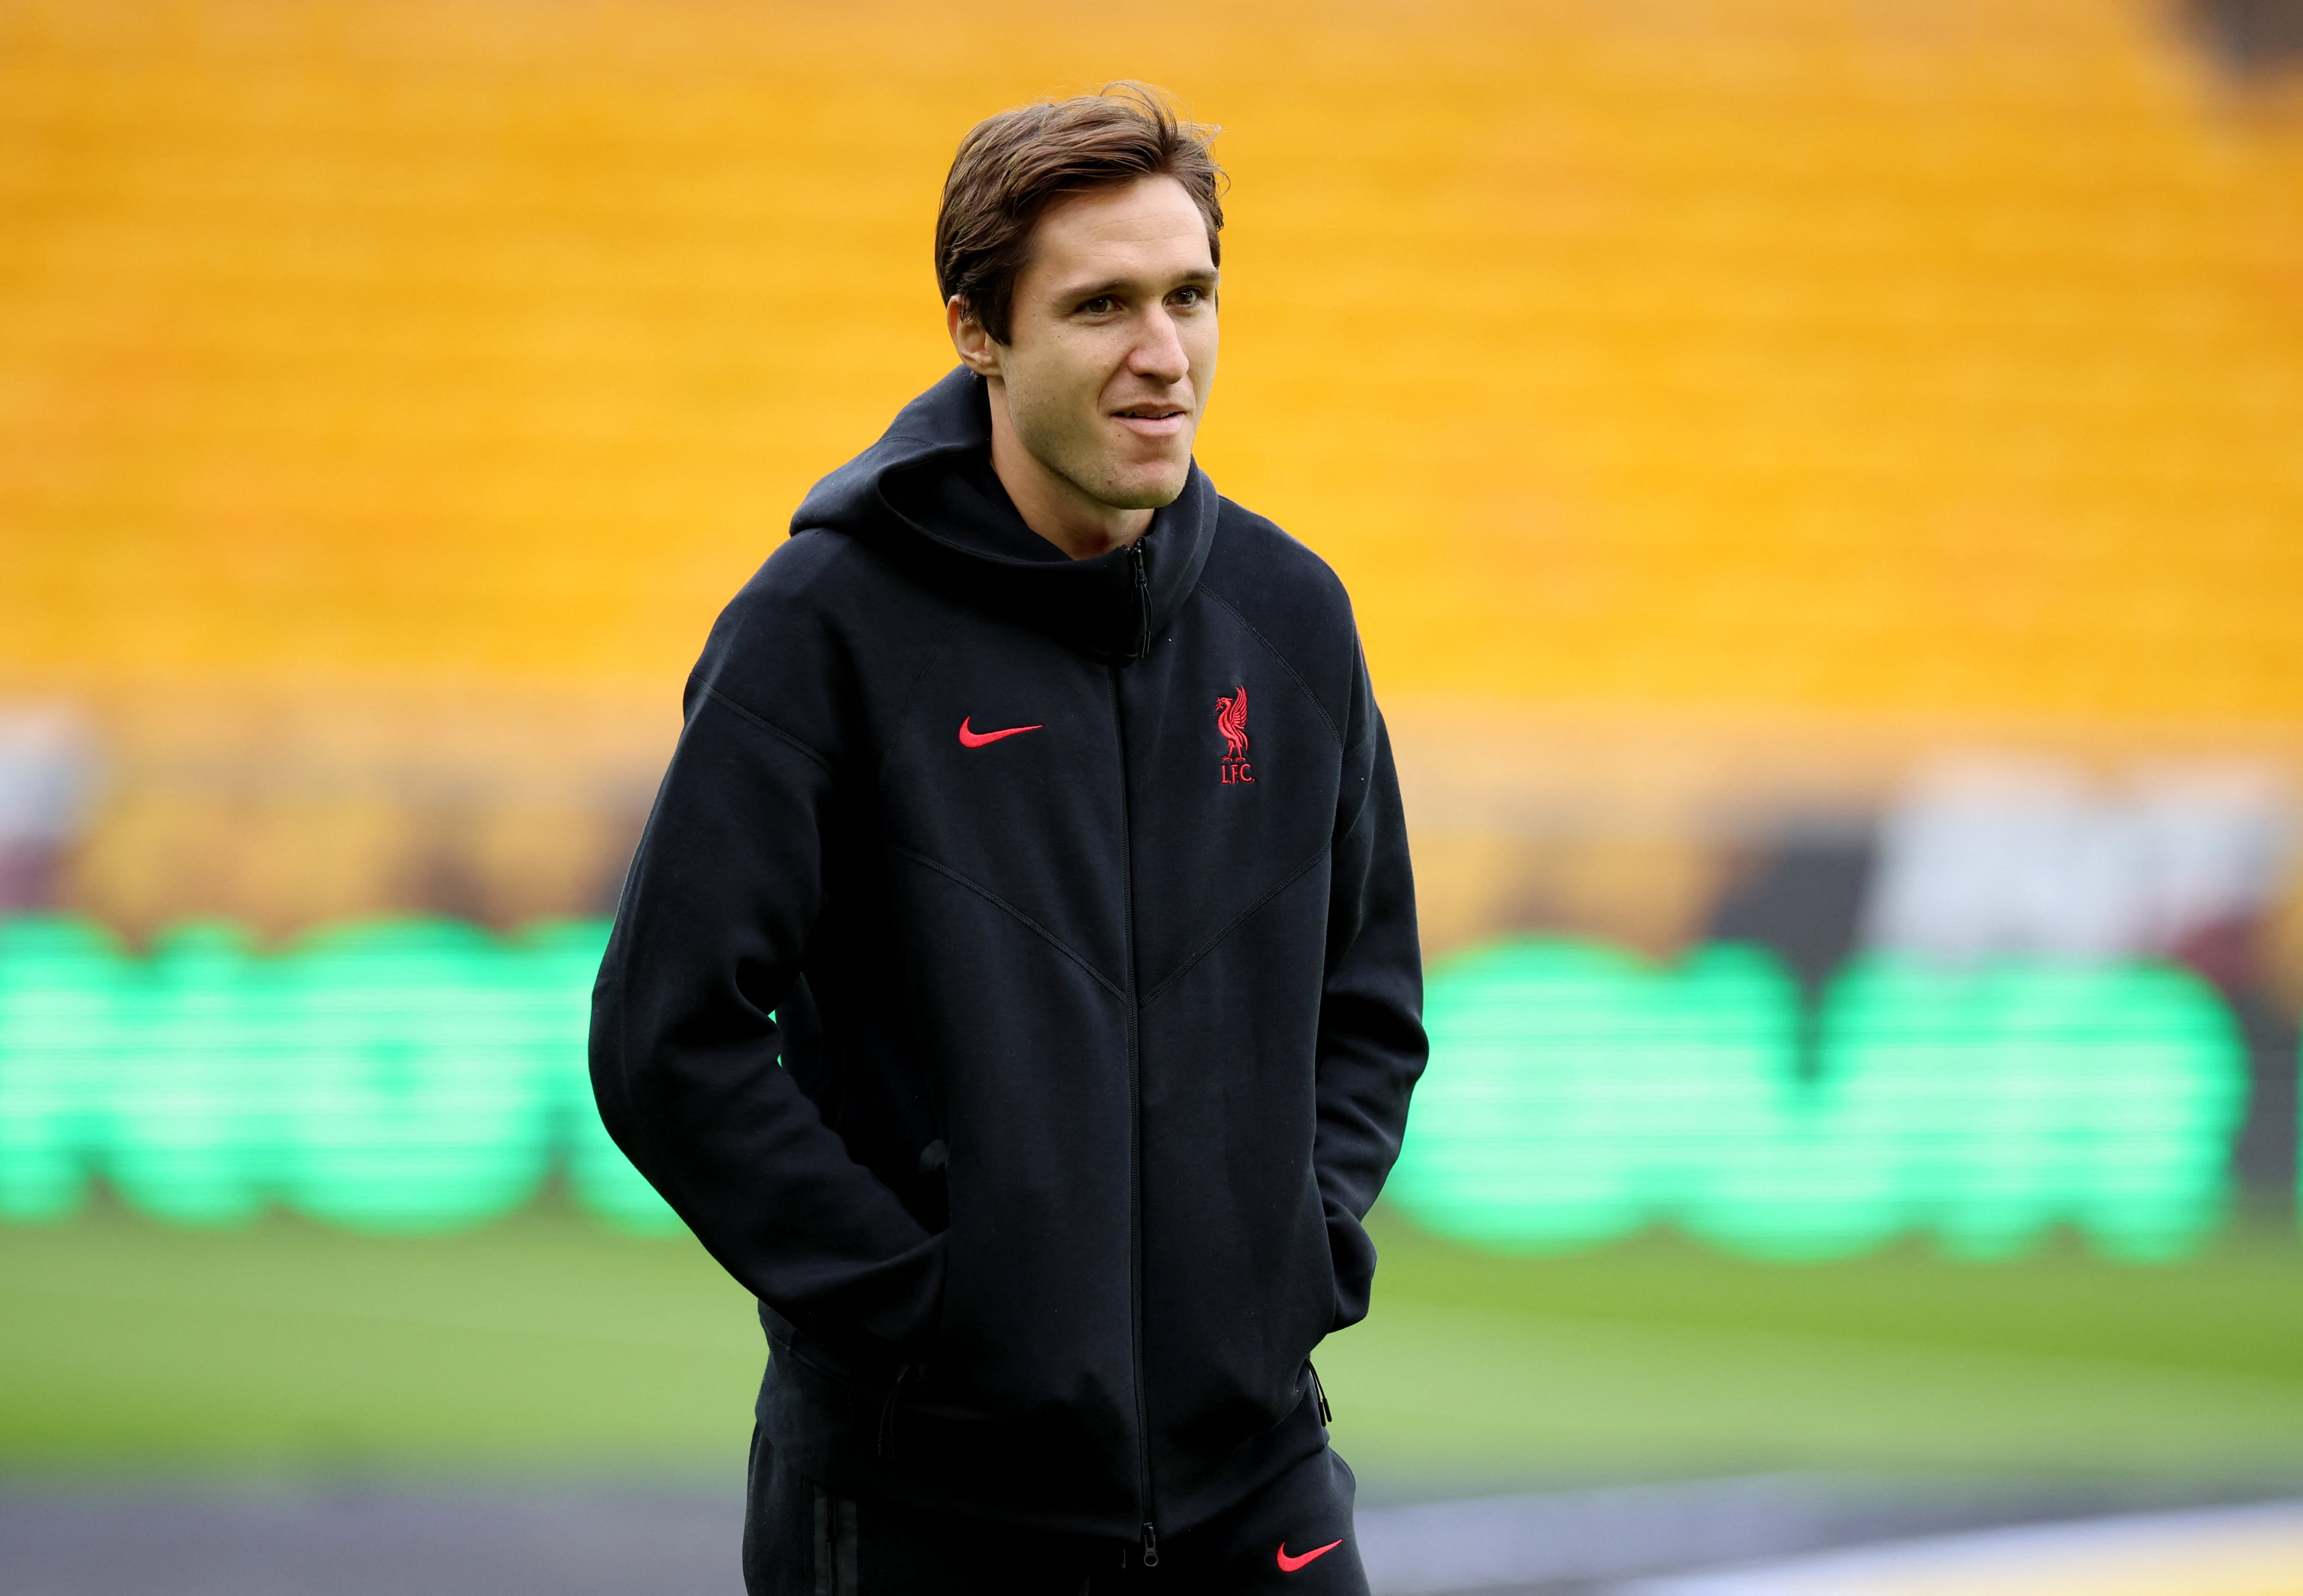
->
[1387, 939, 2250, 1262]
[0, 920, 2265, 1257]
[0, 915, 679, 1235]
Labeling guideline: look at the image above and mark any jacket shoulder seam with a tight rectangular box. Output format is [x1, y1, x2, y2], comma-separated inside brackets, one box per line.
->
[701, 686, 836, 778]
[888, 843, 1126, 1001]
[1193, 584, 1345, 749]
[1140, 839, 1332, 1009]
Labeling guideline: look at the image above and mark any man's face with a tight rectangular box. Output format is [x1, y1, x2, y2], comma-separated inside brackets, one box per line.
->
[981, 176, 1218, 512]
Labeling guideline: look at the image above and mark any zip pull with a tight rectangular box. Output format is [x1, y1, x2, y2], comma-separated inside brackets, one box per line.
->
[1140, 1522, 1160, 1568]
[1309, 1360, 1333, 1425]
[1130, 543, 1152, 659]
[876, 1363, 914, 1458]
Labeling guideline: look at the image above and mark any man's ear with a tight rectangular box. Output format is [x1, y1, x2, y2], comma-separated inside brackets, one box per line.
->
[947, 296, 1002, 377]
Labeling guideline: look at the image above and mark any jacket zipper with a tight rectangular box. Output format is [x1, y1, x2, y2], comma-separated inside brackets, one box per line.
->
[1109, 666, 1157, 1567]
[1130, 543, 1152, 660]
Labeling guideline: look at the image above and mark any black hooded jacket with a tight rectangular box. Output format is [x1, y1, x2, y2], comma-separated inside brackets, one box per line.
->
[591, 368, 1426, 1547]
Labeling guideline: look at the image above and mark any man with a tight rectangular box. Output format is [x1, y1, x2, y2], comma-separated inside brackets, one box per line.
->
[592, 84, 1425, 1595]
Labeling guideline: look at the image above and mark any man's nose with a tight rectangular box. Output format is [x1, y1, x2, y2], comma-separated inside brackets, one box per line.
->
[1128, 308, 1190, 385]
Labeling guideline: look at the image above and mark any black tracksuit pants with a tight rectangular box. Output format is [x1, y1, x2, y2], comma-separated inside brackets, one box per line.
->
[742, 1428, 1370, 1596]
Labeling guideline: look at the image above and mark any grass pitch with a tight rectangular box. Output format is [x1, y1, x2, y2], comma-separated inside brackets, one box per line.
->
[4, 1200, 2301, 1489]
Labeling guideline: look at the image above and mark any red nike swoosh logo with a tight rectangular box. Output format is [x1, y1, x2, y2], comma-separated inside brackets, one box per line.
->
[1276, 1539, 1342, 1573]
[957, 717, 1043, 748]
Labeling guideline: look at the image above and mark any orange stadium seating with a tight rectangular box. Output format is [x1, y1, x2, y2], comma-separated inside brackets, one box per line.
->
[0, 0, 2300, 953]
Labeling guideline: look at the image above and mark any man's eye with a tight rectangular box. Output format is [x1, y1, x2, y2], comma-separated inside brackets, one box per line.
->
[1079, 296, 1118, 314]
[1172, 287, 1203, 306]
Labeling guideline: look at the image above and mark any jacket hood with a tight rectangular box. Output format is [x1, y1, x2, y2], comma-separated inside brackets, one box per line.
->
[791, 366, 1218, 664]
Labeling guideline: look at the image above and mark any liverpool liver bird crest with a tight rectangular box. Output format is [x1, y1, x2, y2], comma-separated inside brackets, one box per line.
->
[1215, 685, 1250, 760]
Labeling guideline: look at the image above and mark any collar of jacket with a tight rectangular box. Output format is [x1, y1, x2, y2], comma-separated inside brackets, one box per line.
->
[790, 366, 1218, 666]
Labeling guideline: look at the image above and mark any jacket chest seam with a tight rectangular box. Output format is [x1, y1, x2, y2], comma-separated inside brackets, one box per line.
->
[1136, 838, 1334, 1010]
[885, 841, 1126, 1001]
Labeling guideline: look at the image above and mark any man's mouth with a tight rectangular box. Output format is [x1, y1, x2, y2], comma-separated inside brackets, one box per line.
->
[1111, 405, 1190, 434]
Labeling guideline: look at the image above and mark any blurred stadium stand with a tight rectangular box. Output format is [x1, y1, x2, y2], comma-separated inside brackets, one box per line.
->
[3, 0, 2303, 1247]
[7, 16, 2303, 1577]
[2193, 0, 2303, 70]
[0, 707, 93, 910]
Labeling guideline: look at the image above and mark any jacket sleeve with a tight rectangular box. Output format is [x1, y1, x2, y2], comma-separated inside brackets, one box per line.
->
[590, 611, 941, 1354]
[1315, 645, 1428, 1332]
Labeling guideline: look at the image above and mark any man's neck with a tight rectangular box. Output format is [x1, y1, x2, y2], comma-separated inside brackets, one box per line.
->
[987, 388, 1152, 561]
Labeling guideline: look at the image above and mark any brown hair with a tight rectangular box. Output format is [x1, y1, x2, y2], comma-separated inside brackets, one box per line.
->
[936, 83, 1224, 346]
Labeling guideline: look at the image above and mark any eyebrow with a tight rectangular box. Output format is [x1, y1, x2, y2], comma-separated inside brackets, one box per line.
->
[1059, 269, 1220, 303]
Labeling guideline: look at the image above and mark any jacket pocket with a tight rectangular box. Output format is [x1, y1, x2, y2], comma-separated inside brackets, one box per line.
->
[1324, 1202, 1379, 1334]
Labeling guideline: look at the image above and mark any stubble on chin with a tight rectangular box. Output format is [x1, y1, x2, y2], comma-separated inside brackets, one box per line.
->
[1090, 461, 1189, 512]
[1038, 423, 1192, 514]
[1074, 457, 1190, 513]
[1094, 424, 1198, 513]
